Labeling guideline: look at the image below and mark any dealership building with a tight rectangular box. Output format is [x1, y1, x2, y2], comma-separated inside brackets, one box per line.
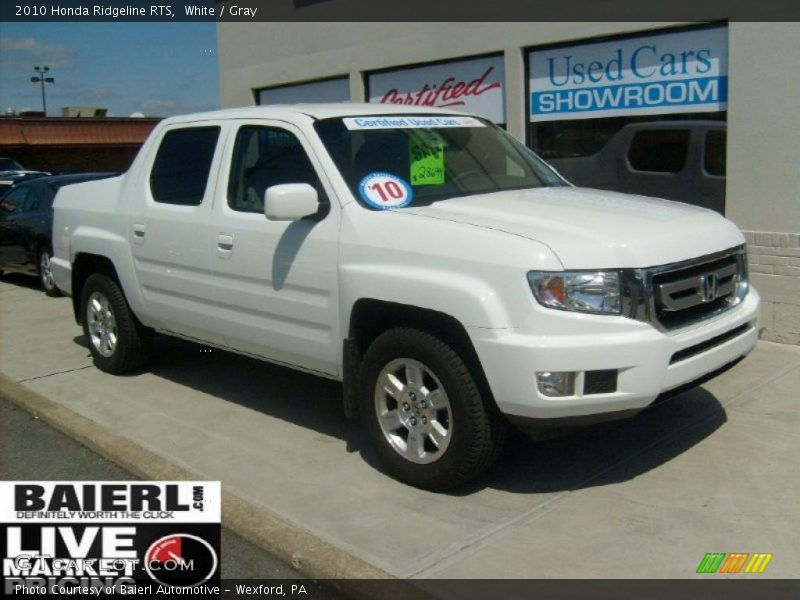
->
[218, 21, 800, 344]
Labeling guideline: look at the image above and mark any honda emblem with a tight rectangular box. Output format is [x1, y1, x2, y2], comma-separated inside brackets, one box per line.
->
[701, 273, 720, 302]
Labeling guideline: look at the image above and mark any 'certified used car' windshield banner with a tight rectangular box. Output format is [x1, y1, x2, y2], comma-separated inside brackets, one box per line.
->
[528, 26, 728, 121]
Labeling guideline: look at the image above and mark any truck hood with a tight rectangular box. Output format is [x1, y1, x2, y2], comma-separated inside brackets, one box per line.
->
[400, 187, 745, 269]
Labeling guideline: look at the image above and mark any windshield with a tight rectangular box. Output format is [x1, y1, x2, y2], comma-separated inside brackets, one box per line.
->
[314, 115, 566, 210]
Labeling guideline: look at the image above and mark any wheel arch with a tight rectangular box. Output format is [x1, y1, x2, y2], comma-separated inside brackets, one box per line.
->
[71, 253, 121, 324]
[342, 298, 496, 418]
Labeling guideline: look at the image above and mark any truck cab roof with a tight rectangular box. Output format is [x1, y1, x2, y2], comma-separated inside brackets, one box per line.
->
[159, 103, 472, 125]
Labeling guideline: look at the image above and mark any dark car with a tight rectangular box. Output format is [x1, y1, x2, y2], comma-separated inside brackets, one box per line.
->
[0, 171, 51, 197]
[0, 172, 115, 295]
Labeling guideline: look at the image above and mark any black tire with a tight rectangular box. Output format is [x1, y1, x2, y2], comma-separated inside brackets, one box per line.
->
[80, 273, 152, 374]
[38, 247, 62, 297]
[358, 327, 506, 491]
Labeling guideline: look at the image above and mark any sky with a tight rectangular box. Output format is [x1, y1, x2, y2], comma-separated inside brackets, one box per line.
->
[0, 22, 219, 117]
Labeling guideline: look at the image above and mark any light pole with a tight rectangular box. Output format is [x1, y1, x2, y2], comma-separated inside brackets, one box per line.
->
[30, 66, 54, 116]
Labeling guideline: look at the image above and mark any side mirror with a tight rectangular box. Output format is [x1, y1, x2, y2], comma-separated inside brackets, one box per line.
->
[264, 183, 319, 221]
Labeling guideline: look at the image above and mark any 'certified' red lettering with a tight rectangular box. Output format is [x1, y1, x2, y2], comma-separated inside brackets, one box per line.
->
[379, 67, 502, 108]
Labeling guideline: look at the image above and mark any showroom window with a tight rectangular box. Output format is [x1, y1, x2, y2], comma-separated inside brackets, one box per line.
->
[529, 112, 724, 161]
[526, 24, 728, 211]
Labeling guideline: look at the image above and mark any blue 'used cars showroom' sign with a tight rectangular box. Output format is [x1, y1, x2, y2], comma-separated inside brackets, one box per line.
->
[529, 26, 728, 121]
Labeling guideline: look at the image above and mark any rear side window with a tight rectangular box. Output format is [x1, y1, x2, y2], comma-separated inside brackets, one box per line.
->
[150, 127, 220, 205]
[628, 129, 690, 174]
[704, 130, 726, 177]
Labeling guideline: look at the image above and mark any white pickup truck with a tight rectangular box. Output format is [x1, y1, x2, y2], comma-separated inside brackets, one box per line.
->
[51, 104, 759, 490]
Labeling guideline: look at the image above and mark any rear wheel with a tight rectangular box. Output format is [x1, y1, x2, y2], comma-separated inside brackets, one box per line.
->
[358, 327, 506, 490]
[80, 273, 152, 374]
[38, 247, 61, 297]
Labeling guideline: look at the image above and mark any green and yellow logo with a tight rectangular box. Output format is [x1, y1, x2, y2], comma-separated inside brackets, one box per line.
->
[696, 552, 773, 574]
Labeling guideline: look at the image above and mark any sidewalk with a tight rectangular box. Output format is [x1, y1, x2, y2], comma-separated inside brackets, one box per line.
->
[2, 274, 798, 579]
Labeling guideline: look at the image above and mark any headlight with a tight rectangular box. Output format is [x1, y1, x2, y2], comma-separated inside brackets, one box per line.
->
[527, 270, 621, 315]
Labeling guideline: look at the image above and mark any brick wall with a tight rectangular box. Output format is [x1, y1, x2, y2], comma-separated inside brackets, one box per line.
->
[744, 231, 800, 344]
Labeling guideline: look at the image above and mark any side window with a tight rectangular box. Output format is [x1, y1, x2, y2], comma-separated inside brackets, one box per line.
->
[704, 130, 726, 177]
[0, 187, 29, 214]
[228, 126, 322, 213]
[150, 127, 220, 206]
[628, 129, 690, 174]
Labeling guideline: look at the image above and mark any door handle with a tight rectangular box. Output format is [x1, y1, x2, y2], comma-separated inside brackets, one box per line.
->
[132, 223, 146, 244]
[217, 234, 234, 255]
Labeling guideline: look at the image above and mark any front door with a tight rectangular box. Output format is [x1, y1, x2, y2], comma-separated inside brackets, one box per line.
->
[209, 121, 341, 377]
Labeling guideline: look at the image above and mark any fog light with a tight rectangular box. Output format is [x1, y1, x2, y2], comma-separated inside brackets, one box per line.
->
[536, 371, 577, 397]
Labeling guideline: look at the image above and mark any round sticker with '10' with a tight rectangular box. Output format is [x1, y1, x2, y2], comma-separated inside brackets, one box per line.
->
[359, 172, 413, 210]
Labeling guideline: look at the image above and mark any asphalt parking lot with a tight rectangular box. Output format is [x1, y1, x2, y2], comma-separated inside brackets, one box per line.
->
[1, 273, 799, 579]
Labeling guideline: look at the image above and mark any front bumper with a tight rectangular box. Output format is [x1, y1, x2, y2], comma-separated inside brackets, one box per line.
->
[471, 287, 760, 422]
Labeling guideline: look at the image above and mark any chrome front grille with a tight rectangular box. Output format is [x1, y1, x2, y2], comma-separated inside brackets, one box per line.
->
[621, 246, 749, 332]
[655, 261, 738, 312]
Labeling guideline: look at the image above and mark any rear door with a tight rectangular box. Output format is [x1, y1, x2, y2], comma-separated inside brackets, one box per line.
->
[207, 120, 341, 376]
[127, 124, 229, 343]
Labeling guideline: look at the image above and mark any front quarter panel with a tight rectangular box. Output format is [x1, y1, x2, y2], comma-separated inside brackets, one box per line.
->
[339, 204, 563, 332]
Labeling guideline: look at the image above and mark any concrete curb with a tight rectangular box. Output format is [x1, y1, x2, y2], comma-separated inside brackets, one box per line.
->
[0, 372, 407, 596]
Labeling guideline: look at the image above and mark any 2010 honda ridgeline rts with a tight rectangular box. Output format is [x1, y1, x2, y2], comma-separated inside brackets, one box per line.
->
[51, 104, 759, 490]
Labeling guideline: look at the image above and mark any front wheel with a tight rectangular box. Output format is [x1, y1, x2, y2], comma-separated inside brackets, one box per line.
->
[80, 273, 152, 374]
[39, 248, 61, 297]
[358, 328, 506, 491]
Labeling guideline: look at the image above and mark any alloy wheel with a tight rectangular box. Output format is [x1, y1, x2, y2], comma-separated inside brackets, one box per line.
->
[86, 291, 118, 357]
[374, 358, 453, 464]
